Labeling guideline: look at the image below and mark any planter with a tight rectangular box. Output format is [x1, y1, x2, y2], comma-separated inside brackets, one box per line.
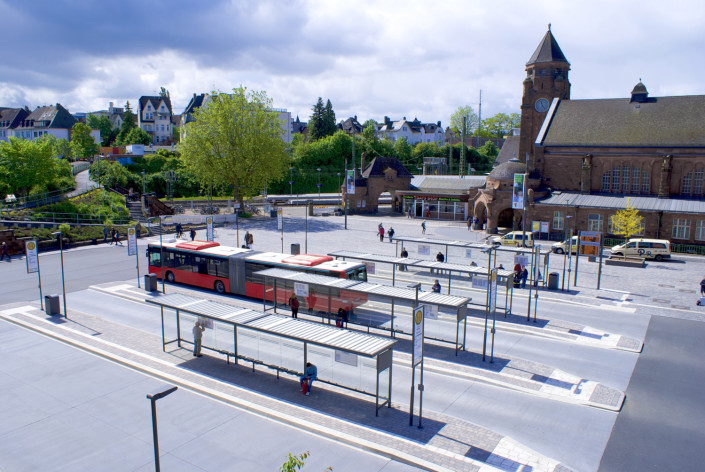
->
[605, 256, 645, 268]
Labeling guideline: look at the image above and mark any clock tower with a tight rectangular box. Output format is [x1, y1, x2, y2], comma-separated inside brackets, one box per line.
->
[519, 25, 571, 173]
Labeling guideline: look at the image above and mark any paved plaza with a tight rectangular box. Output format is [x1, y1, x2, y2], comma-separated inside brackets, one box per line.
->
[2, 207, 705, 471]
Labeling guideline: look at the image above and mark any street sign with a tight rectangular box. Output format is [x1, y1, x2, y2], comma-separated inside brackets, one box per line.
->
[277, 209, 283, 230]
[127, 227, 137, 256]
[206, 217, 214, 242]
[579, 231, 601, 256]
[412, 305, 425, 367]
[294, 282, 309, 297]
[25, 240, 38, 273]
[489, 269, 498, 313]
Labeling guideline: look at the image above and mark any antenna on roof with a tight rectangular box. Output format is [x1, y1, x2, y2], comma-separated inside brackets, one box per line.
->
[548, 23, 551, 31]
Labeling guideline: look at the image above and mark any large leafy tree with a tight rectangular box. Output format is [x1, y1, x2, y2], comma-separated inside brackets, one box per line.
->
[610, 200, 643, 258]
[121, 127, 152, 146]
[450, 106, 479, 135]
[0, 136, 61, 195]
[70, 122, 99, 161]
[86, 114, 115, 146]
[393, 136, 411, 162]
[322, 99, 337, 137]
[116, 101, 137, 145]
[307, 97, 325, 141]
[178, 87, 289, 204]
[480, 113, 520, 138]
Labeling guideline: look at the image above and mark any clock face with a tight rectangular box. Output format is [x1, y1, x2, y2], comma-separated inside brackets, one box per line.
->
[534, 98, 550, 113]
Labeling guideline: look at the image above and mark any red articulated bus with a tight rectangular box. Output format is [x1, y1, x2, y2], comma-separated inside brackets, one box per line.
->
[146, 240, 368, 313]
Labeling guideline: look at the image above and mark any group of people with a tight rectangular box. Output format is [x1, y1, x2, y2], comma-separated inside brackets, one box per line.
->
[102, 227, 124, 246]
[513, 262, 529, 288]
[377, 224, 395, 242]
[175, 224, 197, 241]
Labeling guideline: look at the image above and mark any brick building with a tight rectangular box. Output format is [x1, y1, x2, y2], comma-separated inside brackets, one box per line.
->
[475, 26, 705, 245]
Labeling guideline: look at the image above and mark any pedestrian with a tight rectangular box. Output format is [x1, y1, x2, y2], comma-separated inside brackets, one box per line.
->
[176, 223, 183, 238]
[336, 307, 348, 328]
[111, 228, 117, 245]
[432, 279, 441, 293]
[700, 275, 705, 296]
[190, 228, 196, 241]
[435, 250, 444, 274]
[474, 217, 479, 230]
[193, 321, 205, 357]
[520, 265, 528, 288]
[378, 225, 385, 242]
[470, 261, 477, 267]
[387, 227, 395, 243]
[136, 223, 141, 238]
[399, 247, 408, 271]
[0, 242, 10, 262]
[288, 293, 299, 318]
[300, 362, 317, 395]
[103, 226, 109, 244]
[498, 264, 505, 270]
[421, 220, 426, 234]
[246, 231, 254, 249]
[407, 209, 412, 218]
[513, 262, 522, 275]
[115, 230, 123, 246]
[244, 231, 251, 248]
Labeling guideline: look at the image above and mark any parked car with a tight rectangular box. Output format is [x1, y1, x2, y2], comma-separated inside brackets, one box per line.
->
[552, 235, 579, 254]
[610, 238, 671, 261]
[488, 231, 535, 247]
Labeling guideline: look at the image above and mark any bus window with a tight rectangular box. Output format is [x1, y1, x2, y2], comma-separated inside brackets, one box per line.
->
[207, 258, 229, 278]
[148, 250, 161, 267]
[194, 256, 209, 275]
[346, 267, 367, 282]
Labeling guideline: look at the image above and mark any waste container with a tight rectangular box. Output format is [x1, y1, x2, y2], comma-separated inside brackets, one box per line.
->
[270, 210, 277, 218]
[45, 294, 60, 316]
[291, 243, 300, 255]
[144, 273, 158, 292]
[548, 272, 559, 290]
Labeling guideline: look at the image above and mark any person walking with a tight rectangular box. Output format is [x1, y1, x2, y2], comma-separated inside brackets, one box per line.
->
[288, 293, 299, 318]
[0, 242, 10, 262]
[110, 228, 117, 245]
[467, 218, 472, 231]
[520, 265, 529, 288]
[192, 321, 205, 357]
[190, 228, 196, 241]
[378, 225, 385, 242]
[103, 226, 109, 244]
[700, 275, 705, 296]
[176, 223, 183, 238]
[115, 230, 124, 246]
[387, 227, 395, 243]
[421, 220, 426, 234]
[300, 362, 317, 395]
[246, 231, 254, 249]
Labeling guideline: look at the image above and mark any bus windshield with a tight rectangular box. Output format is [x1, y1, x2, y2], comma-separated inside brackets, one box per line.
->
[346, 266, 367, 282]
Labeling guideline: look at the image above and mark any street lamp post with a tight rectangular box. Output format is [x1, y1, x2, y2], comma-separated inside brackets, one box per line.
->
[316, 168, 321, 198]
[147, 385, 178, 472]
[289, 167, 294, 196]
[51, 231, 68, 319]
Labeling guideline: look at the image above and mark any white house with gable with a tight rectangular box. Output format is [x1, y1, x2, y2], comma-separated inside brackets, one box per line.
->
[138, 96, 173, 144]
[377, 116, 444, 145]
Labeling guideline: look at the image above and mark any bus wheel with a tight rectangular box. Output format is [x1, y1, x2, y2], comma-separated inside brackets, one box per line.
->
[214, 280, 225, 294]
[166, 271, 175, 283]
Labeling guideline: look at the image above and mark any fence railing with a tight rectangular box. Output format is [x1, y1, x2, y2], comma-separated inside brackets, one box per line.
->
[20, 212, 132, 226]
[72, 162, 91, 175]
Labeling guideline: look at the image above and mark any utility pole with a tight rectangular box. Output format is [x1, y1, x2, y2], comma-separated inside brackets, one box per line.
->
[478, 89, 482, 136]
[460, 116, 466, 176]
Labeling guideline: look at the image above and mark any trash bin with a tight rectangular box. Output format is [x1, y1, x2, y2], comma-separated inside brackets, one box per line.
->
[548, 272, 559, 290]
[45, 294, 60, 316]
[291, 243, 300, 255]
[144, 273, 158, 292]
[270, 210, 277, 218]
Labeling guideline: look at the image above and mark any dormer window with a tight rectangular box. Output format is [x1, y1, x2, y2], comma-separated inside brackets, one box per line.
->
[147, 105, 152, 110]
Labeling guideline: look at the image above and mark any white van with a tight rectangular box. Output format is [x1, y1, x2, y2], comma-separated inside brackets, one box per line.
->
[610, 238, 671, 261]
[489, 231, 535, 247]
[552, 235, 578, 254]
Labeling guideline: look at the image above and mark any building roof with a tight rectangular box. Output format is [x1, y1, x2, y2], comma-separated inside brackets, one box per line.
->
[337, 116, 363, 134]
[361, 156, 413, 179]
[25, 104, 76, 129]
[494, 135, 520, 166]
[183, 93, 206, 115]
[139, 96, 172, 114]
[537, 191, 705, 214]
[539, 93, 705, 148]
[488, 160, 526, 180]
[526, 27, 569, 66]
[410, 175, 486, 192]
[0, 107, 28, 129]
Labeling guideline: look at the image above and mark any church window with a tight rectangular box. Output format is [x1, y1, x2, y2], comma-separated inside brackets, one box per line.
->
[695, 220, 705, 241]
[682, 172, 692, 195]
[693, 169, 704, 195]
[672, 218, 691, 240]
[611, 167, 621, 192]
[641, 172, 649, 193]
[602, 170, 611, 192]
[631, 168, 640, 193]
[587, 213, 603, 232]
[552, 211, 564, 230]
[622, 165, 630, 193]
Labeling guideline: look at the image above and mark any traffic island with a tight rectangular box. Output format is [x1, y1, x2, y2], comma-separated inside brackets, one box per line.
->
[605, 256, 645, 268]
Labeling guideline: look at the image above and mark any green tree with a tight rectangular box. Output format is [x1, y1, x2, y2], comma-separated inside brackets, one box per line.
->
[480, 113, 520, 139]
[121, 127, 152, 146]
[70, 122, 100, 161]
[307, 97, 326, 141]
[159, 86, 170, 98]
[393, 136, 411, 161]
[610, 200, 643, 258]
[178, 87, 289, 205]
[450, 106, 479, 135]
[0, 137, 61, 195]
[322, 99, 337, 137]
[89, 159, 131, 189]
[87, 114, 115, 146]
[51, 137, 72, 160]
[116, 101, 137, 145]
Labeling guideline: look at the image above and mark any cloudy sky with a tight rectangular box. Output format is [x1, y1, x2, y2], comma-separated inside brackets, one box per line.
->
[1, 0, 703, 127]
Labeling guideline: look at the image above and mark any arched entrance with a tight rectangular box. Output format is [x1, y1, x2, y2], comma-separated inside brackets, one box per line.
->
[474, 203, 488, 230]
[497, 208, 519, 229]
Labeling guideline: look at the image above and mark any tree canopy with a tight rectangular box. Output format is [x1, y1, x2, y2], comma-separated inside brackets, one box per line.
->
[450, 106, 479, 135]
[0, 136, 72, 196]
[480, 113, 520, 138]
[70, 122, 99, 161]
[178, 87, 289, 203]
[307, 97, 337, 141]
[121, 127, 152, 146]
[115, 101, 137, 145]
[610, 200, 643, 243]
[87, 114, 115, 146]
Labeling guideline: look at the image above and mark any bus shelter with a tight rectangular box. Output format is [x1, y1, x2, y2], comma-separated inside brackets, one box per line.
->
[146, 293, 397, 415]
[393, 236, 552, 288]
[328, 249, 516, 315]
[255, 268, 471, 355]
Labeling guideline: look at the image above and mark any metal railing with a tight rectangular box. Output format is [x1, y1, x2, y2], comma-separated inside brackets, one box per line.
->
[20, 212, 132, 225]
